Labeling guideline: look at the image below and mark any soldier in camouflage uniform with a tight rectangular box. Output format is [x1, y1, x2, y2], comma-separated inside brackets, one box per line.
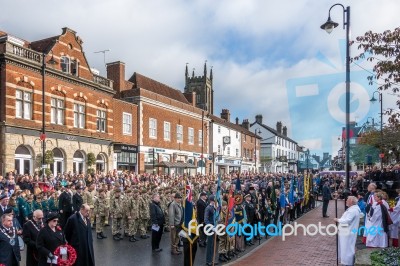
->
[110, 188, 124, 240]
[127, 189, 140, 242]
[159, 189, 169, 233]
[138, 189, 150, 239]
[218, 201, 230, 262]
[123, 189, 131, 237]
[94, 188, 108, 239]
[104, 184, 111, 226]
[83, 184, 97, 225]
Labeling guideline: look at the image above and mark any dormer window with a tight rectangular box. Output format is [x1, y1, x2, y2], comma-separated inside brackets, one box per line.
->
[61, 56, 79, 76]
[61, 56, 70, 73]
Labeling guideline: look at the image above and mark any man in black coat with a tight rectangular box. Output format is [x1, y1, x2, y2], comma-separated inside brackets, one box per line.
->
[196, 192, 207, 247]
[243, 194, 256, 245]
[64, 204, 95, 266]
[149, 193, 165, 252]
[0, 213, 21, 266]
[72, 186, 84, 213]
[322, 181, 331, 218]
[0, 194, 10, 217]
[23, 210, 44, 266]
[58, 187, 73, 228]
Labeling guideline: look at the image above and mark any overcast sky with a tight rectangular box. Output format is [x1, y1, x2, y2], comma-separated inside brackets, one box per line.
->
[1, 0, 399, 157]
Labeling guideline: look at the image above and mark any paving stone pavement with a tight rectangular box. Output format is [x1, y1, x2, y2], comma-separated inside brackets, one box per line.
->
[230, 199, 346, 266]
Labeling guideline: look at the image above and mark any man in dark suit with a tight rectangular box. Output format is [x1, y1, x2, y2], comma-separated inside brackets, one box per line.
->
[64, 204, 95, 266]
[0, 194, 10, 217]
[196, 192, 207, 247]
[322, 181, 331, 218]
[0, 213, 21, 266]
[23, 210, 44, 266]
[72, 186, 84, 213]
[58, 186, 73, 228]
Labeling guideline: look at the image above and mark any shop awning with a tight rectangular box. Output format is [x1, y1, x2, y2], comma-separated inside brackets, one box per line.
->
[154, 161, 197, 169]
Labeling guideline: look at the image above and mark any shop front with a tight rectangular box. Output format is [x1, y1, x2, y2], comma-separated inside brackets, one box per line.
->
[113, 144, 138, 173]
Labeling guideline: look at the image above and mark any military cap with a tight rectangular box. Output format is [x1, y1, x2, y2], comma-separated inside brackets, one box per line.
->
[114, 188, 122, 193]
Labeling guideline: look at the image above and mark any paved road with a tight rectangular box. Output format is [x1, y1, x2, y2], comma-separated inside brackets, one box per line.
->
[20, 201, 339, 266]
[230, 200, 345, 266]
[20, 223, 268, 266]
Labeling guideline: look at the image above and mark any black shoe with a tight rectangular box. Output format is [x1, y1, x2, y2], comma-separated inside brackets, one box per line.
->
[141, 235, 149, 239]
[97, 233, 103, 239]
[153, 248, 163, 252]
[129, 236, 137, 242]
[124, 232, 129, 237]
[219, 255, 227, 262]
[113, 235, 121, 241]
[323, 215, 330, 218]
[223, 254, 231, 261]
[100, 232, 107, 239]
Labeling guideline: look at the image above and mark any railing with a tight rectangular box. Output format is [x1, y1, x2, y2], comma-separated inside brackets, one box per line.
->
[5, 42, 41, 63]
[3, 41, 114, 90]
[93, 74, 113, 89]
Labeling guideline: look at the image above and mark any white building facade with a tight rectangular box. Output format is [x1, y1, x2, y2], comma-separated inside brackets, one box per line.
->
[251, 115, 299, 173]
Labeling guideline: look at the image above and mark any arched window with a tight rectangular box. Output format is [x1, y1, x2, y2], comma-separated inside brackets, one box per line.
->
[50, 148, 64, 175]
[15, 145, 32, 175]
[73, 150, 85, 174]
[96, 154, 107, 173]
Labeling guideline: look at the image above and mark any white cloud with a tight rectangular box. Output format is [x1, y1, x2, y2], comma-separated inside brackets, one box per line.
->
[1, 0, 399, 156]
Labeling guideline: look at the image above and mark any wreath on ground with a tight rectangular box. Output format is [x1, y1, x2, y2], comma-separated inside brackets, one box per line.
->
[53, 244, 77, 266]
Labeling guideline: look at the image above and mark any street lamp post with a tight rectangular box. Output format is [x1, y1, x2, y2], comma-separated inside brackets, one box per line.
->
[41, 52, 56, 181]
[254, 128, 261, 173]
[370, 91, 383, 169]
[306, 149, 310, 174]
[321, 3, 351, 202]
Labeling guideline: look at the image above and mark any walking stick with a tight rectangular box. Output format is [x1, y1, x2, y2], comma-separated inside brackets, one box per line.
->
[335, 195, 338, 266]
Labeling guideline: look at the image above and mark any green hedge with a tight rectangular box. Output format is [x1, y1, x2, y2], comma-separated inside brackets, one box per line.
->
[370, 247, 400, 266]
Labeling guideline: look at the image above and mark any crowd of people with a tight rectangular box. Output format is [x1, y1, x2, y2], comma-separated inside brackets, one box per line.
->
[0, 168, 399, 266]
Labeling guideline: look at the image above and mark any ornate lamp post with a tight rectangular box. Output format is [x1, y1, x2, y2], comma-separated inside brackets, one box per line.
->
[321, 3, 351, 202]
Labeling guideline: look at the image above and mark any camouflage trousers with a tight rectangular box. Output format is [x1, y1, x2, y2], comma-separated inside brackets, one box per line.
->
[104, 208, 110, 225]
[128, 219, 139, 236]
[112, 217, 123, 236]
[123, 215, 129, 233]
[96, 215, 106, 233]
[218, 233, 228, 254]
[139, 219, 149, 235]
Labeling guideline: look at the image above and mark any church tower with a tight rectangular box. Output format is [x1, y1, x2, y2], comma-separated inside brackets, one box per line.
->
[184, 61, 214, 114]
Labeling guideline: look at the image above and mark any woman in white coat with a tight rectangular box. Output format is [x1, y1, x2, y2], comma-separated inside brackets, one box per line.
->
[334, 196, 361, 266]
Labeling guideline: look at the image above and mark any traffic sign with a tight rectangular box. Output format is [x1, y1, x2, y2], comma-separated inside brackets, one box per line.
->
[40, 133, 46, 141]
[379, 153, 385, 158]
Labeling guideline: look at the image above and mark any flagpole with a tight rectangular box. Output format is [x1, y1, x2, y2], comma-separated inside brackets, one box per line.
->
[190, 242, 193, 266]
[335, 195, 338, 266]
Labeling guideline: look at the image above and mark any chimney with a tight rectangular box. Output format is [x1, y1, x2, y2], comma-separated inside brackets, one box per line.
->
[276, 121, 282, 134]
[255, 114, 263, 124]
[221, 109, 230, 122]
[242, 119, 250, 130]
[283, 126, 287, 136]
[183, 92, 196, 107]
[106, 61, 126, 93]
[235, 117, 239, 125]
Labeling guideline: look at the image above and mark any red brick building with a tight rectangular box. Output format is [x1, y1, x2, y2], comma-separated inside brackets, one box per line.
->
[0, 28, 138, 175]
[107, 63, 210, 175]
